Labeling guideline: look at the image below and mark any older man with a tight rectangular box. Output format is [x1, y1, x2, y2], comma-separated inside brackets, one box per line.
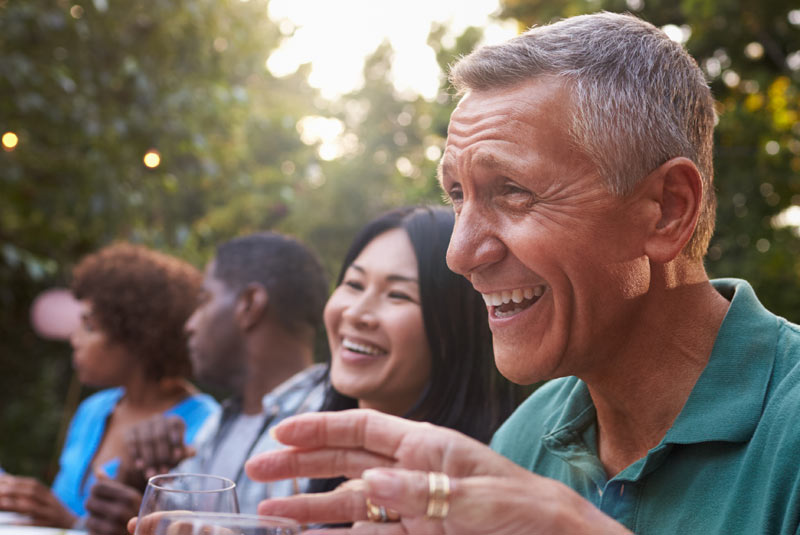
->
[245, 12, 800, 535]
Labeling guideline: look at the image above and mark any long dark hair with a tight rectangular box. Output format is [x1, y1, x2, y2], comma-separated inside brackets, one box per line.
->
[309, 206, 523, 494]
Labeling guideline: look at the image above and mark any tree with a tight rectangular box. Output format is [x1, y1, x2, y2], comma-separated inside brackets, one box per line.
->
[0, 0, 319, 477]
[281, 26, 486, 277]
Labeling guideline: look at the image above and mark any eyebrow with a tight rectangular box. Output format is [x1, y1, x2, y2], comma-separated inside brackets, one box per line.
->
[438, 152, 523, 186]
[350, 264, 419, 284]
[473, 152, 523, 178]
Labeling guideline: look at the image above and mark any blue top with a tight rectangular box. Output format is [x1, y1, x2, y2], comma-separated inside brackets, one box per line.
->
[491, 279, 800, 534]
[51, 387, 219, 517]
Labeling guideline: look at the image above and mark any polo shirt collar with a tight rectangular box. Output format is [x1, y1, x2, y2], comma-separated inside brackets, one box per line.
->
[541, 279, 777, 480]
[663, 278, 777, 444]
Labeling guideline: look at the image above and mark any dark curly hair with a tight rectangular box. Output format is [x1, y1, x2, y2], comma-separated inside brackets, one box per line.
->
[213, 232, 329, 334]
[71, 243, 202, 382]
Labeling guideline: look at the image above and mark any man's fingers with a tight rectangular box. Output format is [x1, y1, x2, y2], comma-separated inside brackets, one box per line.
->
[246, 447, 395, 482]
[137, 420, 159, 472]
[166, 417, 186, 464]
[362, 468, 437, 520]
[271, 410, 424, 458]
[89, 478, 140, 500]
[125, 425, 146, 470]
[85, 485, 141, 520]
[257, 480, 370, 524]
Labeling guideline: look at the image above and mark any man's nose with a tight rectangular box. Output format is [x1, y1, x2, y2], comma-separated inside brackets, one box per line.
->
[446, 205, 505, 277]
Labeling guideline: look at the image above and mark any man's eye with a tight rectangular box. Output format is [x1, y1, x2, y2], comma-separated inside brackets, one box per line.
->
[501, 184, 535, 205]
[503, 184, 530, 195]
[442, 185, 464, 208]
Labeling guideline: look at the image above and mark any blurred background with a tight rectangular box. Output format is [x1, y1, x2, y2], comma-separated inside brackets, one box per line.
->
[1, 0, 798, 481]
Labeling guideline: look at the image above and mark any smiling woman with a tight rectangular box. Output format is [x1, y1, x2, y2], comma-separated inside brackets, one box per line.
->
[326, 227, 432, 416]
[307, 206, 526, 502]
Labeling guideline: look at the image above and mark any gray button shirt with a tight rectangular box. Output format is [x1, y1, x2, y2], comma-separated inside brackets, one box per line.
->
[175, 364, 327, 513]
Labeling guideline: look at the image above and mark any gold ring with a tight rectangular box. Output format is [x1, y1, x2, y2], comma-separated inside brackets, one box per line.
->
[366, 498, 400, 522]
[425, 472, 450, 520]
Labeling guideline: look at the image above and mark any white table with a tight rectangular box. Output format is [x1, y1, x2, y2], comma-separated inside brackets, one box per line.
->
[0, 526, 86, 535]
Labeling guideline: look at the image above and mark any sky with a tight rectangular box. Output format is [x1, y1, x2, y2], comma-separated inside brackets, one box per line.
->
[264, 0, 518, 100]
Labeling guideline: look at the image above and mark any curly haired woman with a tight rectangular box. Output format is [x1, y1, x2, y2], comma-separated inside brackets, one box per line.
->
[0, 243, 219, 529]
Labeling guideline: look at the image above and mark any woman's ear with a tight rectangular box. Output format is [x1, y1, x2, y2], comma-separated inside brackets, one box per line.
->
[234, 283, 269, 331]
[641, 157, 703, 264]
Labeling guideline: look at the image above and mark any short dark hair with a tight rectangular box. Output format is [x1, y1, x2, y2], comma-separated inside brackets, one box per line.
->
[212, 232, 329, 333]
[309, 206, 525, 494]
[71, 243, 201, 382]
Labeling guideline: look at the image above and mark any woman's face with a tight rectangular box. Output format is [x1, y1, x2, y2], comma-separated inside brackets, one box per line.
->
[325, 228, 432, 416]
[69, 300, 135, 387]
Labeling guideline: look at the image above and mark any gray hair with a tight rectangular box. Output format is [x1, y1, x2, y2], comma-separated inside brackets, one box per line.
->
[449, 12, 716, 260]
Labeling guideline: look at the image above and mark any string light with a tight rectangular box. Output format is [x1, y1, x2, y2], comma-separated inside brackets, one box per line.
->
[143, 149, 161, 168]
[2, 131, 18, 150]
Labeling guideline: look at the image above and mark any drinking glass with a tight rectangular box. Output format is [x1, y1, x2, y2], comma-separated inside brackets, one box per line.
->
[139, 511, 300, 535]
[134, 474, 239, 535]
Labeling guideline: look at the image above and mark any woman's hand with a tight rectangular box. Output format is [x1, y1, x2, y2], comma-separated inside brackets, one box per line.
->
[245, 409, 629, 535]
[0, 474, 77, 528]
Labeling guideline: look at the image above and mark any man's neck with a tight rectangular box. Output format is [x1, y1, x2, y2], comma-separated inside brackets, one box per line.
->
[583, 267, 730, 477]
[239, 324, 315, 415]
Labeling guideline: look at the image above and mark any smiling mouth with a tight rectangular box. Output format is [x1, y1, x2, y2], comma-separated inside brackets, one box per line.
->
[342, 338, 387, 356]
[481, 285, 546, 319]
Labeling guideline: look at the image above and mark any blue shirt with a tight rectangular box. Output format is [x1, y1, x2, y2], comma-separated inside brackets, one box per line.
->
[51, 388, 219, 517]
[491, 279, 800, 534]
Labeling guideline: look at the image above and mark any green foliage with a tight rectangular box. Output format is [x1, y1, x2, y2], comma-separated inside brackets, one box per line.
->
[497, 0, 800, 320]
[281, 30, 484, 277]
[0, 0, 318, 478]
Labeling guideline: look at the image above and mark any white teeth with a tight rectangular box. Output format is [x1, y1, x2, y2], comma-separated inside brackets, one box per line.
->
[480, 286, 545, 308]
[342, 338, 384, 356]
[523, 287, 535, 299]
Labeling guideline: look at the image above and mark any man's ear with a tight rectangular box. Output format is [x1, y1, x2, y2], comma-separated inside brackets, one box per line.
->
[234, 283, 269, 331]
[640, 157, 703, 264]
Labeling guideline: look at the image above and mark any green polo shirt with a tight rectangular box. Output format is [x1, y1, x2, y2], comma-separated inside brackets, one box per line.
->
[491, 279, 800, 534]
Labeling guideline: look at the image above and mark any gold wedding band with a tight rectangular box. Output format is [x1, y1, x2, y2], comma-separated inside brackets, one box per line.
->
[425, 472, 451, 520]
[366, 497, 400, 523]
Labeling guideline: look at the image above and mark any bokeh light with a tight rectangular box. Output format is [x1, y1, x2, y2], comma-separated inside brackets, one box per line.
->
[143, 150, 161, 168]
[2, 131, 18, 150]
